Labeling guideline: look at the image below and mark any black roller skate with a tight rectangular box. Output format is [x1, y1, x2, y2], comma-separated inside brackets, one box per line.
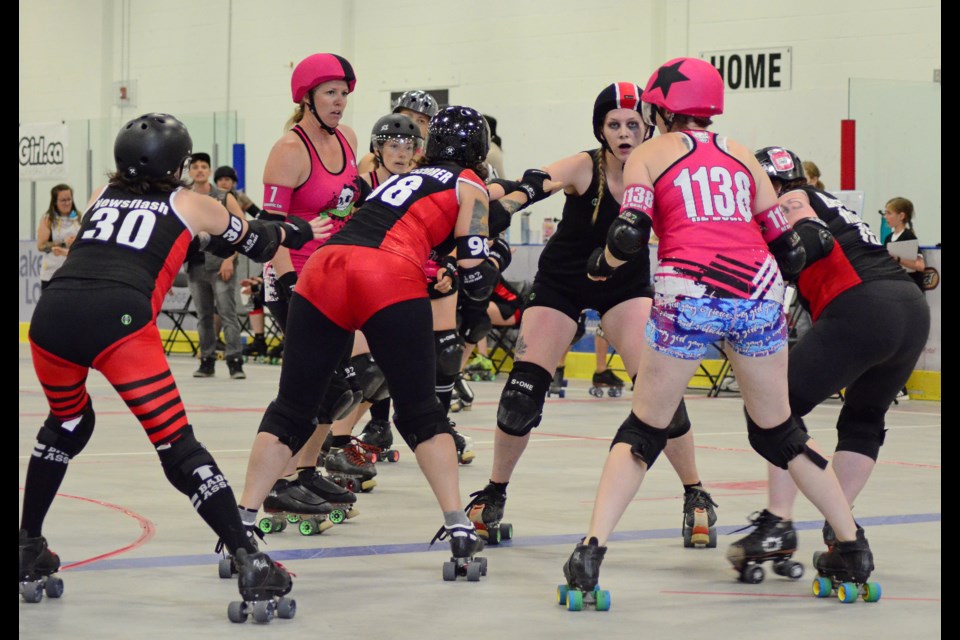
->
[228, 548, 295, 623]
[258, 479, 344, 536]
[297, 468, 358, 513]
[358, 418, 400, 462]
[450, 375, 474, 413]
[324, 438, 378, 493]
[812, 527, 880, 602]
[682, 485, 719, 548]
[547, 366, 567, 398]
[431, 523, 487, 582]
[726, 510, 804, 584]
[589, 369, 625, 398]
[463, 354, 496, 381]
[19, 530, 63, 603]
[243, 336, 268, 363]
[558, 537, 611, 611]
[465, 483, 513, 544]
[266, 341, 284, 365]
[216, 524, 264, 579]
[448, 420, 475, 464]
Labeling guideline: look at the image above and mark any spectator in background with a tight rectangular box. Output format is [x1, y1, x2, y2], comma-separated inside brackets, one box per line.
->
[185, 153, 247, 379]
[883, 197, 925, 292]
[802, 160, 824, 190]
[36, 184, 82, 291]
[484, 114, 505, 179]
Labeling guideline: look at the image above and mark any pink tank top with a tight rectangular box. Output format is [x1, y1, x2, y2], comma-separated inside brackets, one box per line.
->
[652, 131, 781, 300]
[288, 125, 359, 273]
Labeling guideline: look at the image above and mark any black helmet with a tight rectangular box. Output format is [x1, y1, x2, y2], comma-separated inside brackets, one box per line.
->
[115, 113, 193, 179]
[392, 90, 440, 118]
[424, 106, 489, 166]
[214, 165, 238, 182]
[755, 146, 805, 184]
[370, 113, 424, 150]
[593, 82, 649, 147]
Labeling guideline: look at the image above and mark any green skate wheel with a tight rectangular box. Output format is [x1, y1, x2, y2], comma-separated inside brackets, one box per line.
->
[228, 600, 248, 623]
[838, 582, 858, 603]
[299, 519, 316, 536]
[329, 509, 346, 524]
[594, 589, 611, 611]
[863, 582, 882, 602]
[812, 576, 832, 598]
[557, 584, 569, 606]
[567, 589, 584, 611]
[286, 514, 301, 524]
[258, 517, 275, 534]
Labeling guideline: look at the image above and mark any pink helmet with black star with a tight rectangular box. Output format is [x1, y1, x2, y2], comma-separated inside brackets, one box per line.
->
[641, 57, 723, 127]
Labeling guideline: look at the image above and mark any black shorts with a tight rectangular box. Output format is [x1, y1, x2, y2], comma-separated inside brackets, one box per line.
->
[526, 272, 653, 322]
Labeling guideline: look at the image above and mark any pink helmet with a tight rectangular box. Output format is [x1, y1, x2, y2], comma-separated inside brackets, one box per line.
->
[291, 53, 356, 103]
[641, 57, 723, 123]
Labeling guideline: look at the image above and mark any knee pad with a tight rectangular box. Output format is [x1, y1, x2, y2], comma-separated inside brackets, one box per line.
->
[461, 313, 492, 345]
[611, 412, 669, 467]
[435, 329, 464, 377]
[36, 401, 96, 462]
[393, 398, 452, 450]
[351, 353, 389, 402]
[317, 367, 363, 424]
[746, 412, 827, 470]
[665, 399, 691, 439]
[835, 405, 887, 461]
[258, 399, 317, 454]
[156, 425, 228, 503]
[496, 361, 552, 436]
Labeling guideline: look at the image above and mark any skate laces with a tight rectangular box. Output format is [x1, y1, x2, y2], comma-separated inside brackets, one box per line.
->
[684, 486, 718, 511]
[731, 509, 779, 535]
[344, 437, 379, 462]
[465, 484, 506, 511]
[429, 522, 478, 547]
[215, 525, 266, 556]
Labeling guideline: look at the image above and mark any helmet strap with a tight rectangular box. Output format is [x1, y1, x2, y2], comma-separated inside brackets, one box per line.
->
[307, 91, 337, 135]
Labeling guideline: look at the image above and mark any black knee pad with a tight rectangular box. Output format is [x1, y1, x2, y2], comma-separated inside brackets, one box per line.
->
[435, 329, 464, 377]
[36, 401, 96, 461]
[393, 398, 452, 450]
[665, 399, 691, 439]
[156, 425, 229, 504]
[496, 361, 552, 436]
[460, 306, 492, 345]
[611, 412, 669, 467]
[746, 412, 828, 470]
[835, 405, 887, 461]
[351, 353, 389, 402]
[258, 399, 317, 454]
[317, 367, 362, 424]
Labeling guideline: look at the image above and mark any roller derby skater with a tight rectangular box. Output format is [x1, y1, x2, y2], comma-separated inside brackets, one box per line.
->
[589, 368, 625, 398]
[725, 510, 803, 584]
[19, 530, 63, 603]
[558, 537, 611, 611]
[681, 483, 718, 548]
[449, 374, 474, 413]
[812, 528, 880, 602]
[228, 548, 296, 624]
[431, 522, 487, 582]
[324, 437, 378, 492]
[463, 353, 496, 381]
[358, 417, 400, 462]
[449, 419, 475, 464]
[546, 365, 568, 398]
[465, 482, 513, 544]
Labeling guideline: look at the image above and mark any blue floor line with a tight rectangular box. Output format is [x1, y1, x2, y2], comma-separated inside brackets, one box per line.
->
[64, 512, 940, 572]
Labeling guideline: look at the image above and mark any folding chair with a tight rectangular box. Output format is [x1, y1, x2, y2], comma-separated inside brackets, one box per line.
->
[487, 325, 519, 375]
[160, 272, 197, 356]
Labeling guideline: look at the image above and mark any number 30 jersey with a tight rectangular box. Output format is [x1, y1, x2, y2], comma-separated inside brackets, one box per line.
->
[326, 162, 486, 269]
[652, 130, 781, 301]
[52, 187, 193, 308]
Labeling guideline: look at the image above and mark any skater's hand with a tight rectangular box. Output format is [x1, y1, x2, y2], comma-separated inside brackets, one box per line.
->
[308, 216, 335, 242]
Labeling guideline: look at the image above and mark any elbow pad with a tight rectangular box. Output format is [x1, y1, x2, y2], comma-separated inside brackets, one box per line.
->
[768, 229, 806, 280]
[606, 209, 652, 261]
[459, 260, 499, 301]
[793, 218, 835, 267]
[278, 215, 314, 250]
[232, 217, 283, 263]
[487, 236, 512, 272]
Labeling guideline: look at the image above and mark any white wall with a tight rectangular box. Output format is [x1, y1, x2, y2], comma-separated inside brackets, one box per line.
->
[19, 0, 940, 243]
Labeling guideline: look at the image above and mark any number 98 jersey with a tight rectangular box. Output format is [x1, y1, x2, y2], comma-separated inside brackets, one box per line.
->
[326, 162, 486, 268]
[52, 187, 192, 304]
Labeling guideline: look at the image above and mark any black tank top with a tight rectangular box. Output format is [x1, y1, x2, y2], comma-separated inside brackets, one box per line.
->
[536, 150, 649, 286]
[53, 186, 193, 299]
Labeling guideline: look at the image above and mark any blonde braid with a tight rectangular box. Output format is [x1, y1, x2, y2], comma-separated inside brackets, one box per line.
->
[591, 148, 606, 225]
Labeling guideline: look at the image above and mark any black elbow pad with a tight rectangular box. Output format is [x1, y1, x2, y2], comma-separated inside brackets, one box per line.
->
[606, 209, 651, 261]
[234, 218, 283, 263]
[768, 230, 806, 280]
[793, 218, 835, 267]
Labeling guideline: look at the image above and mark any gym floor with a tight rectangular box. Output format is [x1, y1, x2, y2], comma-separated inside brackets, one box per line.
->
[18, 344, 941, 639]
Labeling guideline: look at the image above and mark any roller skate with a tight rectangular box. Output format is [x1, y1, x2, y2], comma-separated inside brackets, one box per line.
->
[358, 418, 400, 463]
[228, 548, 295, 624]
[589, 369, 625, 398]
[465, 483, 513, 544]
[812, 527, 880, 603]
[243, 336, 268, 363]
[431, 523, 487, 582]
[450, 375, 474, 413]
[448, 420, 475, 464]
[463, 354, 496, 381]
[324, 438, 378, 493]
[682, 485, 718, 548]
[558, 537, 611, 611]
[297, 468, 358, 513]
[726, 510, 804, 584]
[547, 366, 567, 398]
[19, 530, 63, 603]
[266, 341, 283, 365]
[257, 479, 344, 536]
[216, 524, 264, 579]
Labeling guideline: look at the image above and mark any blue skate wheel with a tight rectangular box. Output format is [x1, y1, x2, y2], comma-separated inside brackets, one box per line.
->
[837, 582, 859, 603]
[594, 589, 611, 611]
[863, 582, 882, 603]
[812, 576, 833, 598]
[557, 584, 569, 605]
[567, 589, 584, 611]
